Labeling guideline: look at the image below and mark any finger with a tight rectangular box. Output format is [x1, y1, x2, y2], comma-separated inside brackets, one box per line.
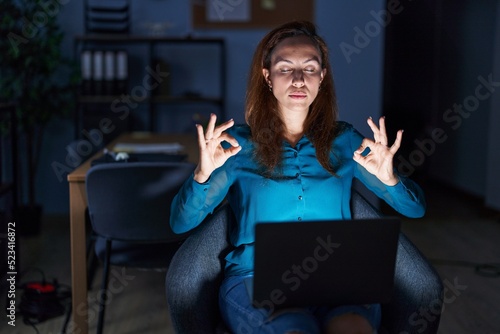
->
[213, 118, 235, 138]
[225, 145, 242, 158]
[354, 137, 374, 155]
[219, 132, 240, 148]
[378, 116, 389, 146]
[352, 148, 366, 165]
[389, 129, 403, 155]
[366, 117, 381, 143]
[205, 113, 217, 139]
[196, 123, 207, 149]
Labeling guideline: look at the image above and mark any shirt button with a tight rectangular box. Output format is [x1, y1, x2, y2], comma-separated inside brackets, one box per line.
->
[203, 188, 208, 192]
[298, 217, 302, 221]
[294, 152, 298, 157]
[298, 196, 303, 200]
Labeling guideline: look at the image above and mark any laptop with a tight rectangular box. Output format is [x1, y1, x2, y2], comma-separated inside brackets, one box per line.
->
[246, 218, 401, 313]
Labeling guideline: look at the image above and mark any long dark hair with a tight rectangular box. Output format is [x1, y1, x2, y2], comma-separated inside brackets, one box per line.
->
[245, 21, 339, 176]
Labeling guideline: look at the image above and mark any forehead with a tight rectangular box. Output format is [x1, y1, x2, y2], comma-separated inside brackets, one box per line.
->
[271, 35, 322, 64]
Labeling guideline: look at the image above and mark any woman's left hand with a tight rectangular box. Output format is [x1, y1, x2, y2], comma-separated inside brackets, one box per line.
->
[352, 116, 401, 186]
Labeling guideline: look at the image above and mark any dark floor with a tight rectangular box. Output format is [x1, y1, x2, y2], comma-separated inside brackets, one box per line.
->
[397, 177, 500, 334]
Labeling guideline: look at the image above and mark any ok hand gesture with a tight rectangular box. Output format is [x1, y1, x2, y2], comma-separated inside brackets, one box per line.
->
[352, 117, 401, 186]
[194, 113, 241, 183]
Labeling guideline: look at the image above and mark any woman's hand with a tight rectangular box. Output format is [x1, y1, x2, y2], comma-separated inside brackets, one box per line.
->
[193, 113, 241, 183]
[352, 116, 401, 186]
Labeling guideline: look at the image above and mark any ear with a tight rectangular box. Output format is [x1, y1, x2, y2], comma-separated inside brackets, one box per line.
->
[320, 68, 326, 82]
[262, 68, 270, 83]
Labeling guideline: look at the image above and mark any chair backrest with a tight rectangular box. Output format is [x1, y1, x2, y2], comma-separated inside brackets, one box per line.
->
[86, 162, 196, 242]
[166, 200, 234, 332]
[351, 190, 382, 219]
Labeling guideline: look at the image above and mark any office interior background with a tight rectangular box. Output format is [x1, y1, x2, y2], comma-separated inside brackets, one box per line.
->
[1, 0, 500, 332]
[0, 0, 497, 215]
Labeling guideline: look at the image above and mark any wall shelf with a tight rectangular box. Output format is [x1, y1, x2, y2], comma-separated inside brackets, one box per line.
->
[77, 95, 223, 104]
[73, 35, 226, 138]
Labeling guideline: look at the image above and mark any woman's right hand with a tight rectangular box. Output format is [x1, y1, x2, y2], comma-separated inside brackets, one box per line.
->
[193, 113, 241, 183]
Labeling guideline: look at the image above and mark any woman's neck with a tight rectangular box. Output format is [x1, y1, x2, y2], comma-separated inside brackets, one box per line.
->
[282, 119, 306, 147]
[281, 108, 307, 146]
[283, 132, 303, 147]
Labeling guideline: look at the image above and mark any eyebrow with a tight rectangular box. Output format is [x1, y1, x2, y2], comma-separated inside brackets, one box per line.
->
[273, 56, 321, 65]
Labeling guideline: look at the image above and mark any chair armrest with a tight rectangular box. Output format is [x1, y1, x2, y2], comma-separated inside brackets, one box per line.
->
[381, 233, 444, 334]
[351, 190, 382, 219]
[166, 202, 234, 333]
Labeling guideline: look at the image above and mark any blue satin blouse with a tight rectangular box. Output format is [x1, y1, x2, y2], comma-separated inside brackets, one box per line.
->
[170, 122, 425, 277]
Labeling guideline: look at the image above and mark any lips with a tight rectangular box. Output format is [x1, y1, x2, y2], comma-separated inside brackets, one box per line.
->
[289, 91, 307, 99]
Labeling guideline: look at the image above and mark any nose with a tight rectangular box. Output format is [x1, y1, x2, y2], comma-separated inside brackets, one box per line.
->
[292, 71, 305, 87]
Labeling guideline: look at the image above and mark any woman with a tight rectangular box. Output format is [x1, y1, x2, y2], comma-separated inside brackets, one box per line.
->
[170, 21, 425, 334]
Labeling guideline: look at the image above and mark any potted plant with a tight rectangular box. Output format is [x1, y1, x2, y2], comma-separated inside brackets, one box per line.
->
[0, 0, 77, 235]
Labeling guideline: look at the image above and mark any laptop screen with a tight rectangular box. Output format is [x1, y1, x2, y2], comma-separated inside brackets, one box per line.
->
[251, 218, 401, 312]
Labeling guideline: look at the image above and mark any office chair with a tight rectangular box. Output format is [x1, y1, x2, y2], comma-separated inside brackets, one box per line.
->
[86, 162, 195, 334]
[166, 190, 444, 334]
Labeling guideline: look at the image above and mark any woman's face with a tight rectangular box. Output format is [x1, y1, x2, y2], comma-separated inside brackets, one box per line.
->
[263, 35, 326, 117]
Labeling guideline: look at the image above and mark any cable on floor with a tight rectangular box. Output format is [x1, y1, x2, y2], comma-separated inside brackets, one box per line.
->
[12, 267, 72, 333]
[430, 259, 500, 277]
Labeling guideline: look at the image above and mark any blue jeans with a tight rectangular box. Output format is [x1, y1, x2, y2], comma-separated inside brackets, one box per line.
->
[219, 275, 381, 334]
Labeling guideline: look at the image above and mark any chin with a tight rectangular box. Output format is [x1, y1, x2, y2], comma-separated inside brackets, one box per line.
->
[288, 101, 312, 111]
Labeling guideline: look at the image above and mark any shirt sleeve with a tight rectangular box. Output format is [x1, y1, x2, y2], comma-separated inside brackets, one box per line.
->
[348, 125, 426, 218]
[169, 160, 234, 234]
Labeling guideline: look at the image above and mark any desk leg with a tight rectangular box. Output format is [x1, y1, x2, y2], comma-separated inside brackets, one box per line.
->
[69, 181, 89, 334]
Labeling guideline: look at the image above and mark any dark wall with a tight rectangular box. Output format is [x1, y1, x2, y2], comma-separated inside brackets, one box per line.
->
[383, 0, 498, 197]
[31, 0, 388, 214]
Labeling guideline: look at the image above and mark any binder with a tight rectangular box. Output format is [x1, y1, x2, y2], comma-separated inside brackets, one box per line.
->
[80, 50, 93, 95]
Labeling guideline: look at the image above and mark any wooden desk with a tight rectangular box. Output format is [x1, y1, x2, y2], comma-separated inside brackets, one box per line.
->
[67, 132, 198, 334]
